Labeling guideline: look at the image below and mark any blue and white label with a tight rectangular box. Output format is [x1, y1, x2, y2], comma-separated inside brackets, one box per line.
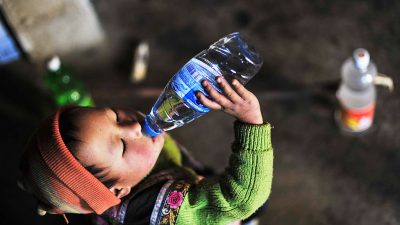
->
[171, 58, 221, 113]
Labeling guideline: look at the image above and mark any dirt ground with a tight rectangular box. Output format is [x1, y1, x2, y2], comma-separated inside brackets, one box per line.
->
[1, 0, 400, 224]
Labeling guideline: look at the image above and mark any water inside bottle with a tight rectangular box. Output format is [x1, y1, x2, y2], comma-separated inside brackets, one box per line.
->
[143, 32, 263, 137]
[147, 84, 204, 132]
[205, 32, 262, 84]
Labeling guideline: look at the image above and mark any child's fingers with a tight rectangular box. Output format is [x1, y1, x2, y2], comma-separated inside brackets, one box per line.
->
[196, 91, 222, 110]
[231, 79, 251, 99]
[216, 77, 242, 102]
[201, 80, 232, 108]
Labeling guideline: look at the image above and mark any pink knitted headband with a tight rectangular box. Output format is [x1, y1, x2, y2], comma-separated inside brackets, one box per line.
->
[28, 107, 120, 214]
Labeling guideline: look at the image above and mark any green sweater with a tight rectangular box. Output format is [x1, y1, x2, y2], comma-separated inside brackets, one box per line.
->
[153, 121, 273, 225]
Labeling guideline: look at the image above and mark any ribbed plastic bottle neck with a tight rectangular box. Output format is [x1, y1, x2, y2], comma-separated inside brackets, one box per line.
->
[342, 52, 377, 91]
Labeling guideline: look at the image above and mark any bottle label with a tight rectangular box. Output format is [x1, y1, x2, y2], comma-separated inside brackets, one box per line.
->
[339, 103, 375, 132]
[171, 58, 221, 113]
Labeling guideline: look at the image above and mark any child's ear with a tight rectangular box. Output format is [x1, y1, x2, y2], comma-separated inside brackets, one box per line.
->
[110, 187, 131, 198]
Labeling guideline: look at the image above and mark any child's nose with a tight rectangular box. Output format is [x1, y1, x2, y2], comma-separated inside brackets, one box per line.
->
[121, 121, 142, 139]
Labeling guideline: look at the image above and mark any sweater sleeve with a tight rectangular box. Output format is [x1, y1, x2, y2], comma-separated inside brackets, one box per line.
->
[176, 121, 274, 225]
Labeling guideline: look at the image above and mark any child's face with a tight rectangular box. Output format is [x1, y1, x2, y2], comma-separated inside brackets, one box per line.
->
[72, 107, 165, 192]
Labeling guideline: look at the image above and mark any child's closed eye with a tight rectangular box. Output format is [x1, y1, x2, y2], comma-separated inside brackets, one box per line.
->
[111, 108, 120, 122]
[121, 138, 127, 155]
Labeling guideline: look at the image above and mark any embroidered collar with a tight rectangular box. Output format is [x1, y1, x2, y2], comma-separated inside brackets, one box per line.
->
[150, 180, 190, 225]
[93, 168, 193, 225]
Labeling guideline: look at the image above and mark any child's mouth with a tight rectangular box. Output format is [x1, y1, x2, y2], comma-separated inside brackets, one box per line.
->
[151, 135, 160, 143]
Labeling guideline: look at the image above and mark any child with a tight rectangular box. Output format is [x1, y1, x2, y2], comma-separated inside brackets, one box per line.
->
[19, 76, 273, 225]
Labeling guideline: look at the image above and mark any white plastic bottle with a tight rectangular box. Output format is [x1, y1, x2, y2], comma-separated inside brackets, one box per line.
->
[336, 48, 377, 133]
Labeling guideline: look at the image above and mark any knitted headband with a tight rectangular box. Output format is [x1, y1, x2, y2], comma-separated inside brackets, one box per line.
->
[22, 107, 120, 214]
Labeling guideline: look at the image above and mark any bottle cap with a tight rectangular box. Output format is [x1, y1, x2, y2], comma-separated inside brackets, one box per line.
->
[47, 56, 61, 71]
[353, 48, 370, 71]
[142, 116, 161, 137]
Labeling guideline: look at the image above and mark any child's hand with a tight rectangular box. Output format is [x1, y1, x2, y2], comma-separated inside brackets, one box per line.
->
[196, 76, 263, 125]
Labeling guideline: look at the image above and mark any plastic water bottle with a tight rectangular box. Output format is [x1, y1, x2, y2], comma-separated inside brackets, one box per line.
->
[336, 48, 377, 133]
[43, 56, 95, 107]
[142, 32, 263, 137]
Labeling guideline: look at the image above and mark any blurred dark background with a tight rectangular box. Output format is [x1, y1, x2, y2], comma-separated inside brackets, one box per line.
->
[1, 0, 399, 224]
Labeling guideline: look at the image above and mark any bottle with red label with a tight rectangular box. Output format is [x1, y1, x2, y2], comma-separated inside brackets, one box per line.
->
[336, 48, 377, 133]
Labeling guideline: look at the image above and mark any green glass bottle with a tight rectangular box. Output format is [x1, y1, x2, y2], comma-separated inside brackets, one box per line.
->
[43, 56, 95, 107]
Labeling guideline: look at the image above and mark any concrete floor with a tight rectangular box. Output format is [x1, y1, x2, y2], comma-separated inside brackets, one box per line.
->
[1, 0, 400, 224]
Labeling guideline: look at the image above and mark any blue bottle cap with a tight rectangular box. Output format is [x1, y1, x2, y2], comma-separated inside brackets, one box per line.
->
[142, 117, 161, 137]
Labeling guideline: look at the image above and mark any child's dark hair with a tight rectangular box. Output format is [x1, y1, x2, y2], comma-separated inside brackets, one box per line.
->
[59, 107, 118, 188]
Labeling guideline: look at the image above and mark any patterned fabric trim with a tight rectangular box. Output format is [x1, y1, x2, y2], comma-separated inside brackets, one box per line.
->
[150, 180, 174, 224]
[150, 180, 191, 225]
[92, 168, 194, 225]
